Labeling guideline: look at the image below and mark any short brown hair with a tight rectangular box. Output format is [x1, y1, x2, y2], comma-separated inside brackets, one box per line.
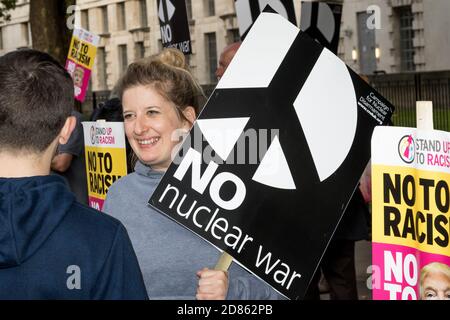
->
[0, 49, 74, 153]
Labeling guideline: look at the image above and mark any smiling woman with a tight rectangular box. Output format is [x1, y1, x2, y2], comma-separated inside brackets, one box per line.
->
[102, 49, 281, 301]
[104, 49, 278, 300]
[118, 54, 202, 171]
[121, 85, 195, 171]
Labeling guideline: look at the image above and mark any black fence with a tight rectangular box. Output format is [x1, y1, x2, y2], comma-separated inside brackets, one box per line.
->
[83, 73, 450, 132]
[369, 71, 450, 131]
[82, 90, 111, 117]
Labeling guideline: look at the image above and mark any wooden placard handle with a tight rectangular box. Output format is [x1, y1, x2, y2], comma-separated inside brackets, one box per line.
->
[416, 101, 433, 130]
[215, 252, 233, 271]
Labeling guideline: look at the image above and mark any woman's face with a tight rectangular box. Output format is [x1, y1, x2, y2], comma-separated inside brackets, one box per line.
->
[122, 85, 190, 171]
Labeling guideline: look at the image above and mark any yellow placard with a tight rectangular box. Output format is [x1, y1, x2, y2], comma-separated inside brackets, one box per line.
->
[68, 36, 98, 69]
[84, 146, 127, 200]
[372, 164, 450, 256]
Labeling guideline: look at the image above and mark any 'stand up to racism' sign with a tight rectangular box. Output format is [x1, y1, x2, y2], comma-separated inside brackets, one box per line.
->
[82, 122, 128, 211]
[149, 12, 394, 299]
[372, 127, 450, 300]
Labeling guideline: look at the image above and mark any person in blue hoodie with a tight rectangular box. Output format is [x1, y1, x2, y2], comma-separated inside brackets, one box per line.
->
[0, 49, 148, 300]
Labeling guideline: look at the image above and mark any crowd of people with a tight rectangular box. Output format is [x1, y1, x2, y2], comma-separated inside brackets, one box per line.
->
[0, 44, 281, 300]
[1, 43, 446, 300]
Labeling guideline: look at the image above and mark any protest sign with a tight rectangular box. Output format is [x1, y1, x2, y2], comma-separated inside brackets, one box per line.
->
[157, 0, 192, 54]
[82, 122, 127, 211]
[65, 28, 100, 102]
[300, 1, 343, 54]
[149, 12, 394, 299]
[235, 0, 296, 39]
[372, 126, 450, 300]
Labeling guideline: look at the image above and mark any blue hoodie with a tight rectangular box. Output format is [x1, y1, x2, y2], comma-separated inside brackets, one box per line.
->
[0, 175, 148, 300]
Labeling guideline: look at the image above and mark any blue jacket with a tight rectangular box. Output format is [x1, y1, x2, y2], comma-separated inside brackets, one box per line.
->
[0, 175, 148, 300]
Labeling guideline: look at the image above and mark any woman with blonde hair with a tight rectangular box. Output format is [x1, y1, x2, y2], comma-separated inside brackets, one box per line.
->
[103, 49, 279, 300]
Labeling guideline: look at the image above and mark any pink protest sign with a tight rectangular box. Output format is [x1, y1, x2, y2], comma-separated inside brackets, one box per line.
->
[65, 28, 100, 102]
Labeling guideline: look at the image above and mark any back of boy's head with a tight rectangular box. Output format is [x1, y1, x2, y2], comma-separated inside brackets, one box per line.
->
[0, 49, 74, 154]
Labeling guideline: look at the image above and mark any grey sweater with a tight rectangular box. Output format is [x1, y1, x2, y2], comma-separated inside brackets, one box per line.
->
[103, 161, 281, 300]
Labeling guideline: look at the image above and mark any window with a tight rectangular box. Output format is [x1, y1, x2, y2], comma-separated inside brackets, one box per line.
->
[119, 45, 128, 75]
[117, 2, 126, 31]
[205, 0, 215, 17]
[228, 29, 240, 43]
[186, 0, 193, 21]
[357, 11, 376, 74]
[21, 23, 30, 46]
[205, 32, 217, 84]
[396, 6, 415, 72]
[135, 42, 146, 60]
[97, 47, 108, 90]
[81, 10, 89, 30]
[101, 6, 109, 34]
[140, 0, 148, 27]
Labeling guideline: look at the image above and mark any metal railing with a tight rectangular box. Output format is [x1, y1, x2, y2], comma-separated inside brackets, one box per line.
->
[82, 90, 111, 117]
[83, 73, 450, 132]
[369, 71, 450, 131]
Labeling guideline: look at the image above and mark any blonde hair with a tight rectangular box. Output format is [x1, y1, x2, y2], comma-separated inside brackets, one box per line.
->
[118, 48, 205, 117]
[153, 47, 189, 70]
[420, 262, 450, 298]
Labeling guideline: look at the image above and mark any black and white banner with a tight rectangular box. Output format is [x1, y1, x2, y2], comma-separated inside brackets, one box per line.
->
[149, 12, 394, 299]
[235, 0, 296, 39]
[300, 1, 343, 54]
[157, 0, 192, 54]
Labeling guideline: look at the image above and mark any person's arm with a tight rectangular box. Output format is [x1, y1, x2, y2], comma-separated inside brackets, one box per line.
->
[226, 270, 284, 300]
[51, 153, 73, 173]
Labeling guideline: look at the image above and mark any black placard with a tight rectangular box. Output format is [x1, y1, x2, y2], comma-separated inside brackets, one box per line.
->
[300, 1, 343, 54]
[235, 0, 296, 40]
[157, 0, 192, 54]
[149, 12, 394, 300]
